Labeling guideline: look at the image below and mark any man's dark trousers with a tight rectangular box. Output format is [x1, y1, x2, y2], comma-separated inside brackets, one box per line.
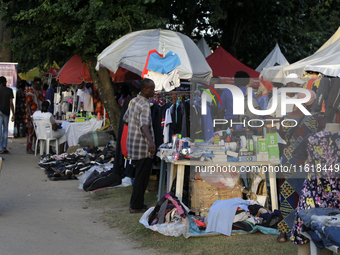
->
[130, 158, 153, 209]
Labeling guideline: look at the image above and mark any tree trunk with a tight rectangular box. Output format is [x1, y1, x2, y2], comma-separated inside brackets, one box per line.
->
[86, 58, 120, 137]
[0, 18, 12, 62]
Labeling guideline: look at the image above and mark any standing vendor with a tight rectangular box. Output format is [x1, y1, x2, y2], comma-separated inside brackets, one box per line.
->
[77, 82, 94, 115]
[123, 78, 156, 213]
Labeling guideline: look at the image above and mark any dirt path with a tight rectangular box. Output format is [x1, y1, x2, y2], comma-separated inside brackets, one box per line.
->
[0, 138, 157, 255]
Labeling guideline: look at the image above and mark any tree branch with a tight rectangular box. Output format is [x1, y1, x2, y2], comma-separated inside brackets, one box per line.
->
[119, 6, 132, 32]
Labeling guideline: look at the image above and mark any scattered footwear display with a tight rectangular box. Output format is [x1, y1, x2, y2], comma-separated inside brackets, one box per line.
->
[37, 143, 122, 195]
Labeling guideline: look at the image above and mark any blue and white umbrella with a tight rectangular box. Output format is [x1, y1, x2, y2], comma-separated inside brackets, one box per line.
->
[96, 29, 212, 83]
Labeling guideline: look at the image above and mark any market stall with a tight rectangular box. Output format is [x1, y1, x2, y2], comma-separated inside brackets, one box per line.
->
[61, 119, 104, 147]
[157, 158, 279, 210]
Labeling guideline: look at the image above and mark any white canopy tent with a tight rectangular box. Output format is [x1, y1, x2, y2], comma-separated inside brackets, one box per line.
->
[196, 38, 212, 58]
[255, 43, 289, 72]
[261, 29, 340, 82]
[96, 29, 212, 83]
[315, 26, 340, 53]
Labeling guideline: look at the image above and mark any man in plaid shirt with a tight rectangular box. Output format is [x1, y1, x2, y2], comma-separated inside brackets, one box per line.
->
[123, 78, 156, 213]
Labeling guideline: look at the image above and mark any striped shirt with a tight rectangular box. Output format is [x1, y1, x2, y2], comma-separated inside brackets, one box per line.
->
[123, 94, 154, 160]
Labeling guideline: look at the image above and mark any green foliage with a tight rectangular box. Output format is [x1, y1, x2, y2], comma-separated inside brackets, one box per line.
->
[0, 0, 167, 72]
[1, 0, 340, 72]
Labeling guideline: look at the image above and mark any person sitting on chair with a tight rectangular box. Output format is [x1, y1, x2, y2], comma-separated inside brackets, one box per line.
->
[32, 100, 67, 154]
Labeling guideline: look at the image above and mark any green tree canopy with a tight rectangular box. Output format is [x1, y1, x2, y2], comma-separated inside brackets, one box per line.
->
[0, 0, 168, 134]
[1, 0, 340, 134]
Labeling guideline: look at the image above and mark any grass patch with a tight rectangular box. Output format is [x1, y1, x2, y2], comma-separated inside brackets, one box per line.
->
[87, 187, 298, 254]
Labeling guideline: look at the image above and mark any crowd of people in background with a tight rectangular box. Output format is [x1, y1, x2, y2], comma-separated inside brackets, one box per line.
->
[0, 76, 134, 155]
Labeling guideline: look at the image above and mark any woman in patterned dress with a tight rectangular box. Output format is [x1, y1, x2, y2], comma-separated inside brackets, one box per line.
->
[26, 77, 45, 153]
[290, 126, 340, 254]
[14, 80, 27, 138]
[276, 90, 327, 242]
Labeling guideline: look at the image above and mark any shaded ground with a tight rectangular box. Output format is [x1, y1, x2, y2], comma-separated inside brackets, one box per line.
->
[0, 138, 157, 255]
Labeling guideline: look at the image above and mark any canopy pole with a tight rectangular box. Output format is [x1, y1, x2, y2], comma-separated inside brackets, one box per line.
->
[163, 42, 165, 57]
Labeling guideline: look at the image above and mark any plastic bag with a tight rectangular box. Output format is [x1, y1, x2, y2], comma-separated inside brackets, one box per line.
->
[78, 131, 114, 147]
[77, 163, 113, 189]
[199, 169, 240, 189]
[139, 207, 187, 237]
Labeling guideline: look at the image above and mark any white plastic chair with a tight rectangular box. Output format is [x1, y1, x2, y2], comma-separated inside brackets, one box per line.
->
[33, 119, 59, 156]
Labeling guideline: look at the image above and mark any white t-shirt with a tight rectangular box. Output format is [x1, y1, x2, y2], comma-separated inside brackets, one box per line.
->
[83, 87, 94, 112]
[77, 89, 84, 112]
[32, 111, 55, 133]
[77, 88, 93, 112]
[143, 68, 180, 92]
[163, 68, 180, 92]
[33, 111, 55, 124]
[163, 107, 173, 143]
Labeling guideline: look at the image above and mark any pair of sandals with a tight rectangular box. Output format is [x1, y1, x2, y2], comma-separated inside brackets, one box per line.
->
[129, 204, 148, 214]
[0, 149, 9, 154]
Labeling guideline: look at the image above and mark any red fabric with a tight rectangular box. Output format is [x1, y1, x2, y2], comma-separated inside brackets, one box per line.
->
[206, 46, 260, 87]
[58, 54, 141, 84]
[121, 124, 129, 158]
[141, 49, 163, 78]
[306, 76, 320, 90]
[58, 54, 93, 84]
[336, 113, 340, 123]
[109, 68, 141, 82]
[260, 76, 274, 91]
[42, 68, 59, 77]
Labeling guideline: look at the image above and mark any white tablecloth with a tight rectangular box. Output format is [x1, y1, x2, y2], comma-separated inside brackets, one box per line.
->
[61, 120, 104, 147]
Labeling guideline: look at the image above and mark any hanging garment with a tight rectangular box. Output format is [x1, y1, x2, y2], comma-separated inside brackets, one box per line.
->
[324, 78, 340, 122]
[142, 49, 181, 92]
[146, 50, 181, 74]
[144, 68, 180, 92]
[113, 98, 131, 177]
[312, 77, 332, 113]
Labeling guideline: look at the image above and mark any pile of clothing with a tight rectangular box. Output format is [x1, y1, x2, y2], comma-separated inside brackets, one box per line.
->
[206, 198, 282, 236]
[298, 208, 340, 249]
[148, 192, 188, 226]
[38, 142, 121, 191]
[231, 204, 282, 232]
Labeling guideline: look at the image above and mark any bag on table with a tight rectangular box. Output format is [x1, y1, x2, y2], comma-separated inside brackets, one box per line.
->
[78, 131, 113, 147]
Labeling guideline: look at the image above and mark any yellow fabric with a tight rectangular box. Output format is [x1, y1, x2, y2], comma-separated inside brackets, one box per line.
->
[313, 78, 322, 89]
[302, 74, 318, 89]
[19, 61, 60, 81]
[97, 118, 110, 131]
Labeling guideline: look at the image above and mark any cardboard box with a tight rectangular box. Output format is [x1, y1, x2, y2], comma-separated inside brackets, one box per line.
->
[266, 133, 278, 146]
[239, 155, 257, 162]
[257, 138, 268, 153]
[256, 153, 269, 161]
[268, 145, 280, 161]
[189, 180, 242, 213]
